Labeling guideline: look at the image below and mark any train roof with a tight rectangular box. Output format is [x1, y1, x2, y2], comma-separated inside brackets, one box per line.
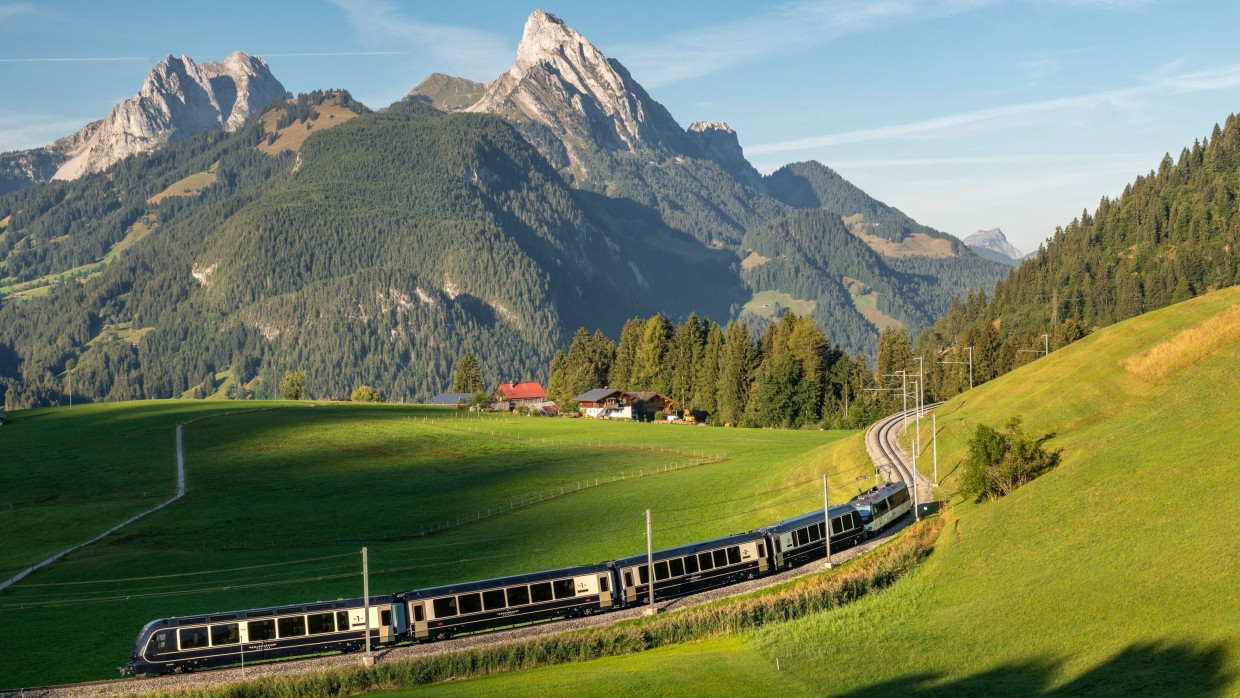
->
[143, 594, 397, 629]
[403, 563, 611, 599]
[758, 504, 858, 535]
[848, 481, 908, 508]
[612, 531, 764, 569]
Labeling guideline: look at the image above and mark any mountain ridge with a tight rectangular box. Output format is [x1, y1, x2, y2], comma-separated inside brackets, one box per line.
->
[964, 227, 1024, 266]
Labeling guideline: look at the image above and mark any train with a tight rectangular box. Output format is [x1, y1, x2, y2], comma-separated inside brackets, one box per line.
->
[123, 481, 914, 676]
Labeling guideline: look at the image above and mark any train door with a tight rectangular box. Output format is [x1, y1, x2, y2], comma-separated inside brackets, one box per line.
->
[408, 601, 428, 640]
[621, 566, 641, 604]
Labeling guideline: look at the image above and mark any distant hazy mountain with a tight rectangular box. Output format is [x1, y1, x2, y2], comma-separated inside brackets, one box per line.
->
[0, 52, 286, 196]
[964, 228, 1024, 266]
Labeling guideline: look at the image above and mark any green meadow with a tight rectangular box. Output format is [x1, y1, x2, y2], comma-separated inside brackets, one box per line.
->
[0, 402, 859, 687]
[397, 286, 1240, 696]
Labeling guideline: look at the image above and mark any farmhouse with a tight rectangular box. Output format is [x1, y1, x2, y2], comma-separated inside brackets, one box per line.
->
[572, 389, 676, 420]
[492, 382, 546, 410]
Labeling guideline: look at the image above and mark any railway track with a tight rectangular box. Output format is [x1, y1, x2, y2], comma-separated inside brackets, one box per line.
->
[865, 403, 942, 509]
[9, 410, 939, 697]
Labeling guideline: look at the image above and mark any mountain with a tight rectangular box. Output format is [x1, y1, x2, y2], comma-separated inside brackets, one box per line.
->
[406, 73, 489, 112]
[964, 228, 1024, 266]
[0, 52, 286, 196]
[0, 12, 1008, 409]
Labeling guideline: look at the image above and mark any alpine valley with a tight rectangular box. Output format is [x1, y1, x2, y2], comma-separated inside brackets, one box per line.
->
[0, 10, 1007, 407]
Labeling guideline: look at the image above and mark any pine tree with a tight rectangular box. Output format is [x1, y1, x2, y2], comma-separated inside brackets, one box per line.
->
[693, 322, 724, 414]
[452, 352, 485, 394]
[632, 315, 672, 392]
[717, 321, 757, 426]
[609, 318, 643, 390]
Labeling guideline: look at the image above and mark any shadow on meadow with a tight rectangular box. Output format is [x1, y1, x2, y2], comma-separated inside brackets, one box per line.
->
[834, 641, 1233, 697]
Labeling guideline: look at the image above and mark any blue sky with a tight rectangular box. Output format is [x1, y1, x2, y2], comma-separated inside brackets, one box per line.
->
[3, 0, 1239, 253]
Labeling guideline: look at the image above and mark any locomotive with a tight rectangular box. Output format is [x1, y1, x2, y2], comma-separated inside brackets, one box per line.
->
[124, 482, 913, 675]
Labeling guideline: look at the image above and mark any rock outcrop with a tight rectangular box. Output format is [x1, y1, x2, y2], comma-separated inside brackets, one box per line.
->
[686, 121, 762, 188]
[0, 51, 286, 194]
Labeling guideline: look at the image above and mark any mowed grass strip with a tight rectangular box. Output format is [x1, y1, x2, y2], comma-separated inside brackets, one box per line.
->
[0, 404, 857, 687]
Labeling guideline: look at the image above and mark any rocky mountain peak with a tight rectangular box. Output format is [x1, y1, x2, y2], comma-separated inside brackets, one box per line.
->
[468, 9, 688, 159]
[964, 227, 1024, 266]
[686, 121, 761, 187]
[0, 51, 287, 192]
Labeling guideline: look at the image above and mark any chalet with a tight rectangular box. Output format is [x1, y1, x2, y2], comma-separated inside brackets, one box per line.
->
[626, 391, 676, 415]
[492, 382, 546, 410]
[572, 389, 676, 420]
[573, 388, 631, 419]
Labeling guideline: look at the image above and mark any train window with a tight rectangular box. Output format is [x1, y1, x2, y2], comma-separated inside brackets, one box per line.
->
[211, 623, 239, 646]
[531, 582, 554, 603]
[179, 627, 209, 650]
[151, 630, 171, 654]
[278, 616, 306, 638]
[382, 609, 392, 627]
[727, 547, 741, 565]
[412, 605, 424, 622]
[336, 611, 351, 630]
[599, 576, 610, 593]
[684, 554, 699, 574]
[713, 549, 728, 567]
[757, 542, 765, 558]
[482, 589, 507, 610]
[458, 593, 482, 615]
[874, 499, 888, 514]
[553, 579, 575, 599]
[654, 561, 669, 581]
[307, 613, 335, 635]
[698, 552, 713, 570]
[623, 571, 633, 587]
[669, 558, 685, 577]
[433, 597, 458, 618]
[638, 565, 649, 584]
[506, 586, 530, 607]
[795, 529, 808, 547]
[248, 619, 276, 641]
[816, 522, 826, 539]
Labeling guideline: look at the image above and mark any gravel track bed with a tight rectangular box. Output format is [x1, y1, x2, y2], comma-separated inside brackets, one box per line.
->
[15, 412, 933, 698]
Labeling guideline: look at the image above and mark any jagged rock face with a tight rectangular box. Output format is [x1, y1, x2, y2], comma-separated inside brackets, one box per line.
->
[964, 228, 1024, 266]
[467, 10, 689, 160]
[686, 121, 762, 188]
[53, 52, 287, 180]
[0, 51, 285, 194]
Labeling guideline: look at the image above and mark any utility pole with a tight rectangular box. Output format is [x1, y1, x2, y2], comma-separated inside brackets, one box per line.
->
[937, 346, 973, 392]
[932, 412, 938, 486]
[1043, 333, 1050, 356]
[645, 509, 656, 615]
[912, 434, 920, 522]
[911, 379, 921, 458]
[822, 474, 833, 570]
[362, 547, 372, 664]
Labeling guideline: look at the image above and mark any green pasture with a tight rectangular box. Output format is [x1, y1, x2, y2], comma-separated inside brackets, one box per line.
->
[0, 403, 857, 687]
[408, 287, 1240, 696]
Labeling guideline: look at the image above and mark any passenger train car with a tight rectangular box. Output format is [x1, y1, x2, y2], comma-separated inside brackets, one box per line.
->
[850, 482, 913, 534]
[759, 503, 866, 570]
[125, 482, 914, 676]
[404, 564, 614, 641]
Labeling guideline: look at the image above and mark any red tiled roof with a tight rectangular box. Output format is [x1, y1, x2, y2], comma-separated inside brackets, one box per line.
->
[495, 382, 546, 400]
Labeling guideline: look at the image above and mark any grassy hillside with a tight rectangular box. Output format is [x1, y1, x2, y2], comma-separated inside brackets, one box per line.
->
[0, 405, 863, 688]
[408, 286, 1240, 696]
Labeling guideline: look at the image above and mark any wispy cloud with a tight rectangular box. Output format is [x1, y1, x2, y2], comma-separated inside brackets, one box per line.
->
[748, 62, 1240, 155]
[261, 51, 412, 58]
[0, 56, 147, 63]
[0, 2, 34, 22]
[612, 0, 950, 88]
[326, 0, 511, 79]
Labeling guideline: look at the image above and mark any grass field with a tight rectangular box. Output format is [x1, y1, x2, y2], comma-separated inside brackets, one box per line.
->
[741, 290, 817, 320]
[402, 286, 1240, 696]
[147, 169, 218, 204]
[0, 404, 862, 688]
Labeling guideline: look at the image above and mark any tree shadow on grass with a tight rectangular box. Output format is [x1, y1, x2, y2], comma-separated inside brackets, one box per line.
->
[833, 641, 1233, 697]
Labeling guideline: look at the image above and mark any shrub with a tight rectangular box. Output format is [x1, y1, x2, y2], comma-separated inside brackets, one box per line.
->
[960, 416, 1061, 502]
[350, 385, 379, 403]
[279, 371, 307, 400]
